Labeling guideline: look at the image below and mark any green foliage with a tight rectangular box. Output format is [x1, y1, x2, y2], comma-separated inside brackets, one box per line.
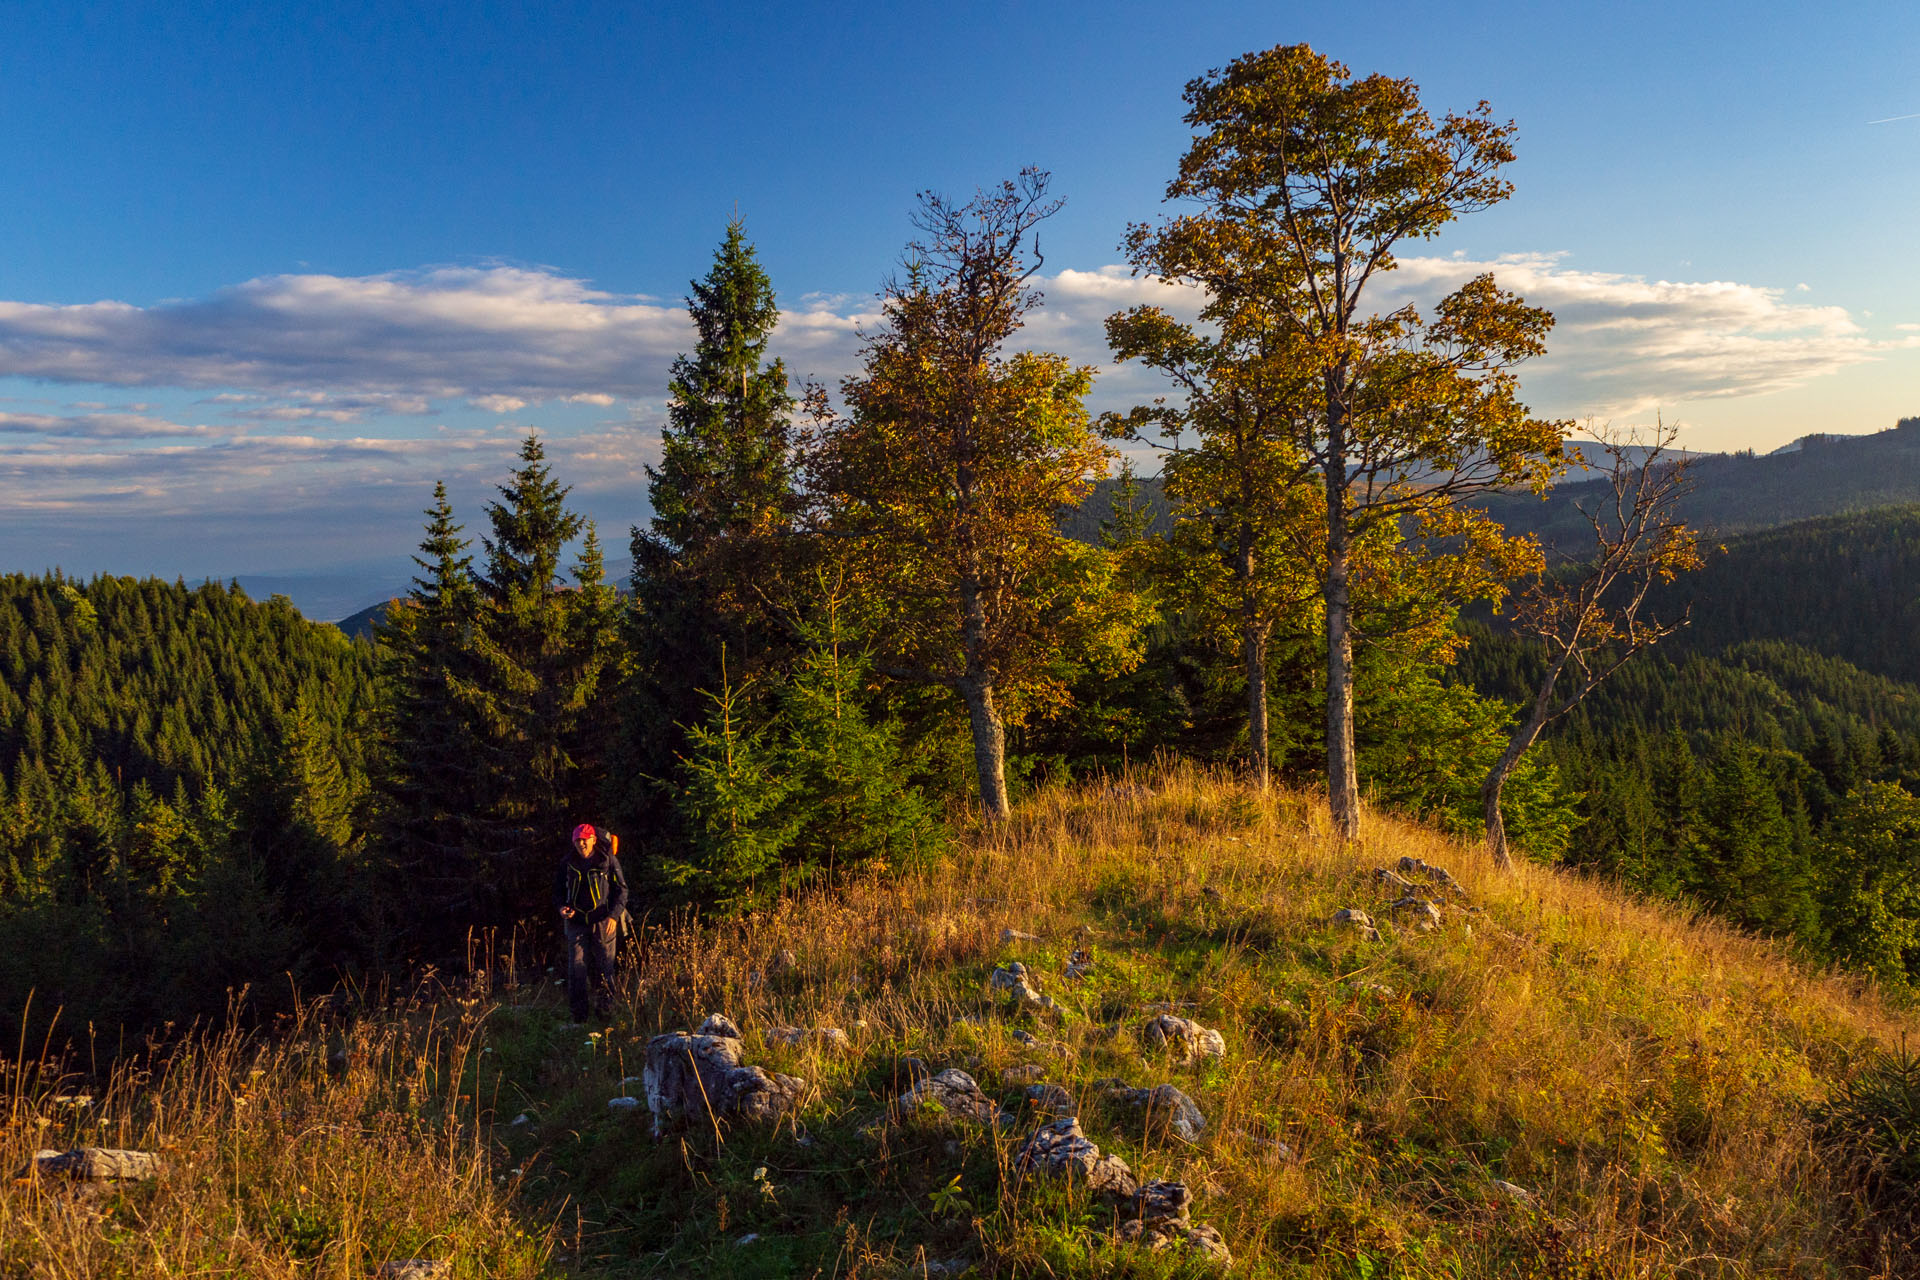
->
[1356, 662, 1579, 860]
[776, 593, 945, 879]
[1820, 784, 1920, 985]
[0, 572, 377, 1041]
[623, 219, 800, 861]
[1818, 1045, 1920, 1232]
[665, 660, 801, 908]
[463, 437, 619, 924]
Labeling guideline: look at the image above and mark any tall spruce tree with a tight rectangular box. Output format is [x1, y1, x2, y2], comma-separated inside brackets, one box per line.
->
[376, 482, 489, 938]
[466, 436, 616, 926]
[623, 220, 797, 844]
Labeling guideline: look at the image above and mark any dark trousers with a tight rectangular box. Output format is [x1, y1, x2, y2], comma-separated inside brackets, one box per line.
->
[564, 917, 617, 1023]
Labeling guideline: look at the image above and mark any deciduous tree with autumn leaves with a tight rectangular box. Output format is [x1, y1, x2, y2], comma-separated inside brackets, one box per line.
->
[805, 170, 1146, 821]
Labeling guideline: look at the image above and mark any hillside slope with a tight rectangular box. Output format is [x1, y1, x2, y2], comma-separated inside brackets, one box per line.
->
[7, 770, 1917, 1278]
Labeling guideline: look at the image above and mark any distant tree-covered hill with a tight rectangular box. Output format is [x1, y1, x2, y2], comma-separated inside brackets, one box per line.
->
[1478, 417, 1920, 548]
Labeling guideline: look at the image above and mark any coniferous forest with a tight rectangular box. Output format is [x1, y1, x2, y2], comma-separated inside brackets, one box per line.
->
[5, 44, 1920, 1060]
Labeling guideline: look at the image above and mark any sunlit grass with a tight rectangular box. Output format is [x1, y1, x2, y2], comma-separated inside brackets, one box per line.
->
[6, 763, 1915, 1277]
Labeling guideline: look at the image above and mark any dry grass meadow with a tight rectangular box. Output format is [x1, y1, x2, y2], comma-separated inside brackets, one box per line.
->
[7, 764, 1917, 1278]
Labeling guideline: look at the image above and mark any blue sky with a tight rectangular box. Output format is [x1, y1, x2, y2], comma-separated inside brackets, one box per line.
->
[3, 0, 1918, 600]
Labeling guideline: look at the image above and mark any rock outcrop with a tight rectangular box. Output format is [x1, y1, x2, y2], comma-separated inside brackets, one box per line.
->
[1139, 1014, 1227, 1062]
[21, 1148, 165, 1182]
[1105, 1082, 1206, 1143]
[1014, 1117, 1139, 1201]
[643, 1015, 806, 1139]
[895, 1068, 1004, 1127]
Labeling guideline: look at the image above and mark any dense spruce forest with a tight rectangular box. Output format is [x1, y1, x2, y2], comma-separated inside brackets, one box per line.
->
[0, 574, 379, 1039]
[7, 44, 1920, 1062]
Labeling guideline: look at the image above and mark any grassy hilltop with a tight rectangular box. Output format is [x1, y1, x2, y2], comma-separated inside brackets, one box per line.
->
[7, 768, 1919, 1278]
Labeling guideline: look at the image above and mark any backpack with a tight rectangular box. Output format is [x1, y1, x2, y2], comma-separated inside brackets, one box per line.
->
[602, 831, 635, 947]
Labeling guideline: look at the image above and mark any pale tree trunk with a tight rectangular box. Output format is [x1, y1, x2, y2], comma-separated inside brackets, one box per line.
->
[1323, 377, 1360, 840]
[957, 570, 1010, 822]
[1324, 552, 1359, 840]
[1482, 655, 1566, 869]
[1245, 624, 1270, 791]
[957, 674, 1011, 822]
[1239, 533, 1270, 790]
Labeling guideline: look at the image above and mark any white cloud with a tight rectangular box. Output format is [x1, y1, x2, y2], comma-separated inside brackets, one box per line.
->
[3, 254, 1907, 577]
[0, 265, 693, 403]
[1360, 254, 1913, 416]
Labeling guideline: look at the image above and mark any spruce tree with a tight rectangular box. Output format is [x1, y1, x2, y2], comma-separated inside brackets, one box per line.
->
[665, 656, 799, 909]
[777, 583, 943, 879]
[623, 220, 797, 848]
[467, 435, 615, 925]
[376, 483, 489, 939]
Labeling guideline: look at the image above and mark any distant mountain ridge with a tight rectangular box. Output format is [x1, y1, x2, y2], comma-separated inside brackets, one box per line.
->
[1064, 418, 1920, 551]
[1476, 416, 1920, 547]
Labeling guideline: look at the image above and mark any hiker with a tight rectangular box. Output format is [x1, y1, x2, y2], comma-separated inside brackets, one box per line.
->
[554, 822, 627, 1024]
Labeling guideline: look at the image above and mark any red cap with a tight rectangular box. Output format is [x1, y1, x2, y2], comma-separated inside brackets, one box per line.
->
[572, 823, 596, 841]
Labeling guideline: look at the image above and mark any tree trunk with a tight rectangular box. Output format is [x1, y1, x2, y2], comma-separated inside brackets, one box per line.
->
[1239, 530, 1269, 790]
[1245, 623, 1270, 790]
[957, 674, 1011, 822]
[1323, 485, 1360, 840]
[1324, 560, 1359, 840]
[1323, 357, 1360, 840]
[1482, 660, 1564, 870]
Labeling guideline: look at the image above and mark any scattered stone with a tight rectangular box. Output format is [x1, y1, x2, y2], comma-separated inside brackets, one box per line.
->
[990, 962, 1059, 1013]
[1116, 1218, 1232, 1265]
[1201, 885, 1223, 903]
[770, 949, 799, 974]
[1025, 1083, 1076, 1116]
[377, 1262, 451, 1280]
[1001, 927, 1041, 943]
[1000, 1064, 1046, 1085]
[1133, 1178, 1194, 1222]
[1398, 856, 1465, 896]
[895, 1056, 932, 1084]
[766, 1025, 854, 1053]
[510, 1113, 530, 1126]
[50, 1094, 93, 1109]
[1493, 1178, 1537, 1205]
[608, 1096, 640, 1111]
[1139, 1014, 1227, 1063]
[643, 1024, 806, 1139]
[698, 1013, 743, 1040]
[1232, 1129, 1294, 1162]
[23, 1148, 164, 1182]
[915, 1259, 972, 1278]
[1114, 1179, 1232, 1265]
[1064, 948, 1094, 980]
[735, 1233, 762, 1247]
[896, 1069, 1003, 1127]
[1342, 979, 1397, 998]
[1331, 907, 1381, 942]
[1107, 1083, 1206, 1143]
[1390, 896, 1443, 931]
[1015, 1117, 1138, 1202]
[1371, 867, 1415, 892]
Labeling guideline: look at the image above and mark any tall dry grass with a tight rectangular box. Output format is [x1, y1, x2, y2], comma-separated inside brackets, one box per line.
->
[3, 980, 554, 1279]
[6, 763, 1915, 1277]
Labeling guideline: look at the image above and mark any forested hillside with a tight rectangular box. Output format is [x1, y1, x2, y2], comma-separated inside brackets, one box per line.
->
[1478, 417, 1920, 547]
[0, 574, 379, 1038]
[1452, 503, 1920, 974]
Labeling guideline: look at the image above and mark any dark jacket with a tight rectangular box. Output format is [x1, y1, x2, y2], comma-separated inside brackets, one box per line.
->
[553, 845, 628, 927]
